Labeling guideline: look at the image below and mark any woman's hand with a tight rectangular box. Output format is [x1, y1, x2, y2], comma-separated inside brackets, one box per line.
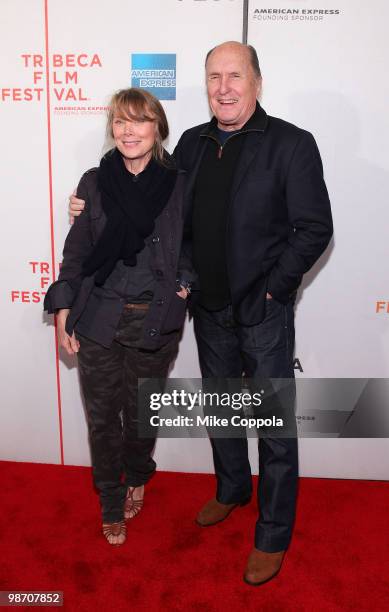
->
[56, 309, 80, 355]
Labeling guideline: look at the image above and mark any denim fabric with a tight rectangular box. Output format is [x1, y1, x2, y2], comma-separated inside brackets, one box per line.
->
[193, 297, 298, 552]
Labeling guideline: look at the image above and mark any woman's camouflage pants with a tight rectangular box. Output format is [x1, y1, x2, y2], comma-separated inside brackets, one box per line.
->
[76, 309, 178, 523]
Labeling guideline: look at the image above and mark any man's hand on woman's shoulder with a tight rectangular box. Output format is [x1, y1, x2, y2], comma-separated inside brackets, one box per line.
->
[69, 189, 85, 225]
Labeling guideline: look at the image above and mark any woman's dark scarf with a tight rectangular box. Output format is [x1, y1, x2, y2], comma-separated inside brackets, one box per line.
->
[82, 147, 177, 286]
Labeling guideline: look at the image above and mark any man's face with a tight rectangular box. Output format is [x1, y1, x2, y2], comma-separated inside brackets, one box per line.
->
[206, 44, 260, 131]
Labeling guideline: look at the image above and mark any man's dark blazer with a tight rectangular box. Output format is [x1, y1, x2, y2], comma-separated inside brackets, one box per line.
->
[174, 103, 333, 326]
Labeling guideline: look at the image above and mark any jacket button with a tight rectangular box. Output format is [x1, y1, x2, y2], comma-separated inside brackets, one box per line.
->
[149, 328, 158, 337]
[156, 269, 164, 278]
[157, 299, 164, 306]
[152, 236, 160, 244]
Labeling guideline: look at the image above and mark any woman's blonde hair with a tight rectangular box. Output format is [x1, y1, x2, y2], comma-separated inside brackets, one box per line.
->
[106, 88, 169, 163]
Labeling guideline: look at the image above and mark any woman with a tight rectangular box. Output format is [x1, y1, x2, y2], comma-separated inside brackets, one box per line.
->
[44, 88, 194, 545]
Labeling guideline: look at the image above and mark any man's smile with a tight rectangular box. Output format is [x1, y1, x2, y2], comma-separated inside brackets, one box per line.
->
[217, 98, 239, 105]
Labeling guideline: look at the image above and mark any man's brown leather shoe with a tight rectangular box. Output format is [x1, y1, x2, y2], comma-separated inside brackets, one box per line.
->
[196, 497, 246, 526]
[243, 549, 285, 586]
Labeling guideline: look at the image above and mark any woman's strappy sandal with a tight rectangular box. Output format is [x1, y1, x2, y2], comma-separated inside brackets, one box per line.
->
[124, 485, 144, 520]
[102, 520, 127, 545]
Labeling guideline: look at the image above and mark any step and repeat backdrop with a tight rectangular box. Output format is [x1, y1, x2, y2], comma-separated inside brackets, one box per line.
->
[1, 0, 388, 478]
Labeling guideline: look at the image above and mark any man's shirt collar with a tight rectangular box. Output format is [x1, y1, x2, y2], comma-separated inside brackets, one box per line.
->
[200, 102, 268, 138]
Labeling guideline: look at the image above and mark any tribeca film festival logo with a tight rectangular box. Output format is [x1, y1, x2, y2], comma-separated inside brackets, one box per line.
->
[253, 7, 340, 22]
[10, 261, 61, 304]
[375, 301, 389, 314]
[0, 53, 106, 115]
[131, 54, 176, 101]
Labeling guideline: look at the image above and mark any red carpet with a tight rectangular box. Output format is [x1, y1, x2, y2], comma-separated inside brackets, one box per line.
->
[0, 461, 388, 611]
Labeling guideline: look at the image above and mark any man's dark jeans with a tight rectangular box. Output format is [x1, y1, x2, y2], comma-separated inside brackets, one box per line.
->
[193, 297, 298, 553]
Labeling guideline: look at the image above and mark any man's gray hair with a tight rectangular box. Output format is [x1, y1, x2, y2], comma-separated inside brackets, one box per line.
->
[205, 44, 262, 78]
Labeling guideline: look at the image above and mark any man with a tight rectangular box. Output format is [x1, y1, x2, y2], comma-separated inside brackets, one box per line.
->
[69, 41, 333, 585]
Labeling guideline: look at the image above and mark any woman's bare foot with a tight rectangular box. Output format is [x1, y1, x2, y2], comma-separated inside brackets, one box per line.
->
[102, 520, 126, 545]
[124, 485, 144, 520]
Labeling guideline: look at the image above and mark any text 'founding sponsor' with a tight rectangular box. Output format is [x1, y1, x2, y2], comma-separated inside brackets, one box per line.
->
[253, 8, 340, 21]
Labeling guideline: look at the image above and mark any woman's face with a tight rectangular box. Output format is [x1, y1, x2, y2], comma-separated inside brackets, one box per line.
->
[112, 107, 157, 167]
